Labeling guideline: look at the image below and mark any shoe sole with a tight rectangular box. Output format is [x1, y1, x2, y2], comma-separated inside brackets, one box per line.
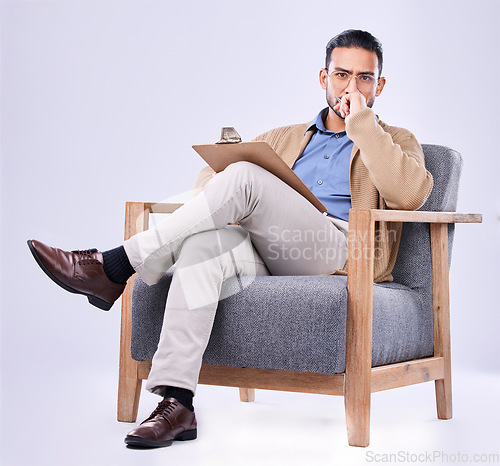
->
[27, 240, 113, 311]
[124, 428, 197, 448]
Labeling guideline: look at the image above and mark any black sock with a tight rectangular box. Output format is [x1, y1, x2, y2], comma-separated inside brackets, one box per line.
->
[162, 386, 194, 411]
[102, 246, 135, 284]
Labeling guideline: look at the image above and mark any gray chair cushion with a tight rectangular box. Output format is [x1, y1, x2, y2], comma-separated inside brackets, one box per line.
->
[132, 274, 433, 373]
[131, 144, 462, 374]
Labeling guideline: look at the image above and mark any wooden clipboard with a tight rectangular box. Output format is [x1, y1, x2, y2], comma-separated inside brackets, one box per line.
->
[192, 141, 327, 213]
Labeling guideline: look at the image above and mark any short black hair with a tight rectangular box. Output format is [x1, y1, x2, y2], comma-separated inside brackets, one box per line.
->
[325, 29, 383, 76]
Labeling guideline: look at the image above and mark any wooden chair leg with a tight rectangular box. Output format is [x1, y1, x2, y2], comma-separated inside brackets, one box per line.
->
[239, 388, 255, 402]
[430, 223, 452, 419]
[117, 276, 142, 422]
[344, 209, 374, 447]
[435, 377, 452, 420]
[118, 359, 142, 422]
[344, 374, 371, 447]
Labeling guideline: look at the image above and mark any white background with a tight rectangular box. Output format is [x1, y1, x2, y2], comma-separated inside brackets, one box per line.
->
[1, 0, 499, 465]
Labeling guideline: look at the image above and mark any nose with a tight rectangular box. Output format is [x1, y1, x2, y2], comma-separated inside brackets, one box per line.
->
[345, 75, 358, 94]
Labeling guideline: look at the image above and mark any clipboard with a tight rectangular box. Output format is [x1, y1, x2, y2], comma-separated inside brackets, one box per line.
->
[192, 141, 327, 213]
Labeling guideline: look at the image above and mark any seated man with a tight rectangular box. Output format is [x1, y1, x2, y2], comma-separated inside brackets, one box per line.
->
[28, 29, 433, 449]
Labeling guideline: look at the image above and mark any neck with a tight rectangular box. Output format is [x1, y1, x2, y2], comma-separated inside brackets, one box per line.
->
[324, 108, 346, 133]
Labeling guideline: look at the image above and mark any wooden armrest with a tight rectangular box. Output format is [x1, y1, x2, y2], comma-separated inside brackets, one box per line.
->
[369, 209, 482, 224]
[141, 202, 184, 214]
[124, 202, 184, 240]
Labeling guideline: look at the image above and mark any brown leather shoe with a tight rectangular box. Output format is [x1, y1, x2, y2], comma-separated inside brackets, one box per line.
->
[27, 239, 126, 311]
[125, 398, 197, 448]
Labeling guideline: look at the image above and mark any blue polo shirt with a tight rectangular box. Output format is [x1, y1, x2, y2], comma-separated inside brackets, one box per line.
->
[292, 107, 353, 221]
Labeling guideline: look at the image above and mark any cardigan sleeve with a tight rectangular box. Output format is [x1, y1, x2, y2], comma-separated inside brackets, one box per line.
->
[346, 108, 434, 210]
[192, 165, 216, 194]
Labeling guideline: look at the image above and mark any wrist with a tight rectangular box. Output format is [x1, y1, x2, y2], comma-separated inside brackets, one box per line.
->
[346, 108, 376, 136]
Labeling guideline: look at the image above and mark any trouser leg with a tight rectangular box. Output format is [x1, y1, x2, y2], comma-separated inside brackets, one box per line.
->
[124, 161, 348, 285]
[145, 226, 269, 395]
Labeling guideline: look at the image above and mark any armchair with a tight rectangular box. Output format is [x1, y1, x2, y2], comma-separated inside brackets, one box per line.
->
[117, 144, 481, 447]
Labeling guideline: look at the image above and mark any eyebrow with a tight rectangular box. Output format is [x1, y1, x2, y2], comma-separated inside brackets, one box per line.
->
[333, 66, 376, 76]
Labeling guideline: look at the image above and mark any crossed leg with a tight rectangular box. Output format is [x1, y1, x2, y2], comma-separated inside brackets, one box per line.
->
[124, 161, 348, 285]
[29, 160, 349, 448]
[125, 161, 349, 395]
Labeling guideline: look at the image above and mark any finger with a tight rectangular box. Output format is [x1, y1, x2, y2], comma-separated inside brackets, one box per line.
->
[339, 102, 347, 118]
[334, 101, 345, 117]
[341, 96, 350, 117]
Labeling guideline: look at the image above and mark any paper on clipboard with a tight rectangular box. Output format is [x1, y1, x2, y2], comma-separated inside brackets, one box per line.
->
[192, 141, 327, 213]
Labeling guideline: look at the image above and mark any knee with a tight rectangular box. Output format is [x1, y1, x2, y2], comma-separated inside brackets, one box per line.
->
[208, 161, 269, 201]
[223, 161, 266, 183]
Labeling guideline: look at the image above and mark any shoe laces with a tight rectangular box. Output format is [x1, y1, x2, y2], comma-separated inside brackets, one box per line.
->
[146, 399, 178, 423]
[71, 248, 99, 265]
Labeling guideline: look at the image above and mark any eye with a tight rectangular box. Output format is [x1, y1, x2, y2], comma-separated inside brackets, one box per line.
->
[334, 72, 348, 79]
[359, 75, 374, 82]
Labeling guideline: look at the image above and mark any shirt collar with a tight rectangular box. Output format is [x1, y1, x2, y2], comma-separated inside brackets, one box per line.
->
[306, 107, 331, 134]
[305, 107, 380, 135]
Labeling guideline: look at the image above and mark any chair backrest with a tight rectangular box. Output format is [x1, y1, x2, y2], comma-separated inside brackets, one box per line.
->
[390, 144, 463, 289]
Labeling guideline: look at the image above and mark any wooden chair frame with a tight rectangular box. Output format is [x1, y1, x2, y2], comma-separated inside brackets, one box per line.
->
[117, 201, 481, 447]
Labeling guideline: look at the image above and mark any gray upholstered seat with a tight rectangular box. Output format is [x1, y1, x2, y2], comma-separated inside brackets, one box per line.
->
[131, 144, 462, 374]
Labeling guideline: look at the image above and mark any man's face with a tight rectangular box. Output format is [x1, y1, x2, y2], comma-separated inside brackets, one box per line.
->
[320, 47, 386, 120]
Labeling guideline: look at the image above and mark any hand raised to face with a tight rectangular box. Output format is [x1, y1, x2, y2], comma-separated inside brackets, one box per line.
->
[333, 90, 367, 121]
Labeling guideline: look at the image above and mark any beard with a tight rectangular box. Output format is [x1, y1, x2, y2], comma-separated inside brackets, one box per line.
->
[326, 93, 344, 119]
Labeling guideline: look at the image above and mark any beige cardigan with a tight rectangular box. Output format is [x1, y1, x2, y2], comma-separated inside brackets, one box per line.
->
[193, 108, 433, 282]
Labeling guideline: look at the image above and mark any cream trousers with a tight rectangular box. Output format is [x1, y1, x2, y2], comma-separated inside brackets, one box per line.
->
[123, 162, 348, 395]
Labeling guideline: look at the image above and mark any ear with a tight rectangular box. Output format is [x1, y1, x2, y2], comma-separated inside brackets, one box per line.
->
[375, 77, 386, 97]
[319, 68, 328, 90]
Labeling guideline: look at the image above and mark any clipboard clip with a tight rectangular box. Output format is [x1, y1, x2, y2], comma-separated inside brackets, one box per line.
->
[216, 127, 242, 144]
